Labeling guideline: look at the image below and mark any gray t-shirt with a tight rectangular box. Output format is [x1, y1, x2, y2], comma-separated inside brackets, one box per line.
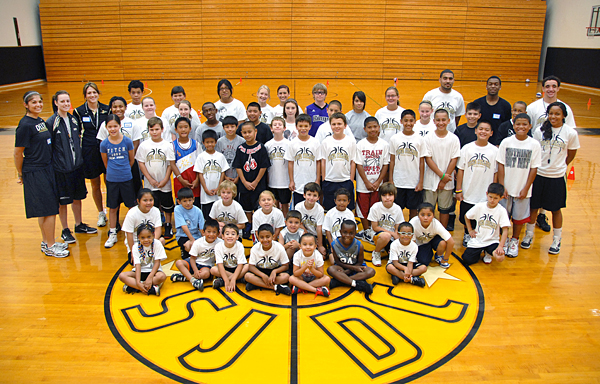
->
[216, 135, 245, 179]
[195, 122, 226, 151]
[345, 110, 371, 142]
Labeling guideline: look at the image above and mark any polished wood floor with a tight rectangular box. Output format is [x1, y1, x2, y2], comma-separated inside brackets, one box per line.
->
[1, 79, 600, 383]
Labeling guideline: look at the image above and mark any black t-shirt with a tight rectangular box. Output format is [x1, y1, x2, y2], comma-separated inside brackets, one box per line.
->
[236, 122, 274, 145]
[73, 102, 110, 148]
[474, 96, 511, 145]
[15, 116, 53, 172]
[455, 123, 478, 148]
[232, 141, 270, 193]
[495, 119, 532, 146]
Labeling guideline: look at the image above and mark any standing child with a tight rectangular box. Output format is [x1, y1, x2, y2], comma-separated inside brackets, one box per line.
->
[386, 222, 426, 287]
[236, 102, 274, 145]
[355, 116, 389, 243]
[266, 117, 291, 216]
[279, 210, 305, 260]
[100, 114, 136, 248]
[410, 203, 455, 268]
[215, 79, 246, 123]
[171, 117, 201, 207]
[323, 188, 356, 264]
[122, 189, 164, 263]
[216, 116, 244, 184]
[245, 224, 292, 295]
[462, 183, 510, 265]
[455, 102, 482, 148]
[134, 97, 170, 143]
[273, 84, 304, 118]
[315, 100, 355, 143]
[414, 100, 435, 137]
[257, 85, 275, 124]
[368, 182, 404, 267]
[282, 99, 300, 140]
[125, 80, 145, 120]
[161, 86, 200, 137]
[119, 223, 167, 295]
[171, 100, 200, 141]
[135, 117, 176, 239]
[195, 102, 225, 149]
[294, 182, 326, 255]
[374, 87, 404, 142]
[252, 190, 285, 241]
[345, 91, 370, 142]
[389, 110, 425, 220]
[497, 113, 541, 258]
[193, 129, 228, 219]
[495, 101, 528, 145]
[171, 219, 223, 291]
[289, 233, 330, 297]
[306, 83, 329, 137]
[174, 187, 205, 259]
[211, 223, 249, 292]
[285, 114, 320, 207]
[209, 180, 248, 234]
[326, 220, 375, 293]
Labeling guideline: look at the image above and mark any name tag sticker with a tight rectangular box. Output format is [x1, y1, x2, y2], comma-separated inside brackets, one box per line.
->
[124, 122, 132, 128]
[47, 138, 52, 145]
[82, 116, 91, 122]
[493, 113, 501, 119]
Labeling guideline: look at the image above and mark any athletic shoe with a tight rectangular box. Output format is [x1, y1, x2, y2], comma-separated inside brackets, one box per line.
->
[549, 238, 561, 255]
[462, 233, 471, 248]
[104, 230, 118, 248]
[170, 273, 187, 282]
[446, 214, 455, 231]
[44, 243, 70, 258]
[115, 221, 121, 233]
[364, 228, 375, 245]
[61, 228, 76, 244]
[148, 285, 160, 296]
[354, 280, 373, 294]
[506, 238, 519, 258]
[275, 284, 292, 296]
[434, 253, 443, 265]
[536, 213, 551, 232]
[74, 222, 98, 234]
[483, 253, 493, 264]
[97, 211, 107, 227]
[291, 286, 304, 295]
[246, 282, 258, 292]
[436, 256, 450, 268]
[191, 278, 204, 292]
[391, 275, 401, 285]
[315, 287, 330, 297]
[371, 251, 382, 267]
[521, 232, 534, 249]
[237, 277, 246, 285]
[329, 278, 342, 290]
[213, 277, 224, 289]
[40, 242, 47, 253]
[123, 284, 139, 294]
[411, 276, 426, 287]
[41, 241, 68, 253]
[164, 223, 173, 239]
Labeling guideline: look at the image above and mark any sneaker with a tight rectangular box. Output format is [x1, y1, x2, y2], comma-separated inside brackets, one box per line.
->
[355, 230, 366, 239]
[123, 284, 138, 294]
[44, 243, 70, 258]
[446, 214, 455, 231]
[148, 285, 160, 296]
[164, 223, 173, 239]
[115, 221, 121, 233]
[436, 255, 450, 268]
[191, 278, 204, 292]
[104, 230, 118, 248]
[41, 241, 68, 252]
[354, 280, 373, 294]
[97, 211, 107, 227]
[391, 275, 401, 285]
[483, 253, 493, 264]
[364, 228, 375, 245]
[536, 213, 551, 232]
[371, 251, 382, 267]
[315, 286, 330, 297]
[548, 238, 561, 254]
[462, 233, 471, 248]
[520, 232, 533, 249]
[74, 222, 98, 234]
[329, 278, 342, 290]
[170, 273, 187, 282]
[213, 277, 224, 289]
[61, 228, 76, 244]
[237, 277, 247, 285]
[411, 276, 426, 287]
[434, 253, 443, 265]
[275, 284, 292, 296]
[506, 238, 519, 258]
[40, 242, 47, 253]
[246, 282, 258, 292]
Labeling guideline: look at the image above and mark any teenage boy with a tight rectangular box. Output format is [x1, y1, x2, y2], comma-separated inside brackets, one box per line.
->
[161, 86, 201, 129]
[423, 69, 465, 133]
[285, 114, 320, 208]
[496, 101, 528, 145]
[315, 100, 355, 143]
[236, 102, 274, 145]
[196, 102, 226, 150]
[474, 76, 512, 143]
[306, 83, 329, 137]
[455, 102, 482, 148]
[216, 116, 244, 184]
[125, 80, 145, 120]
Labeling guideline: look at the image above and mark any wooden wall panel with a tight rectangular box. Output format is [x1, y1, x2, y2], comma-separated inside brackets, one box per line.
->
[39, 0, 546, 82]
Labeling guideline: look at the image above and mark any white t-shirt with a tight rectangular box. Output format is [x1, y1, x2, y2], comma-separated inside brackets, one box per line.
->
[355, 138, 390, 193]
[458, 142, 499, 204]
[193, 151, 229, 204]
[497, 136, 542, 198]
[125, 103, 144, 120]
[209, 199, 248, 225]
[387, 240, 418, 265]
[122, 206, 162, 252]
[134, 116, 171, 143]
[345, 110, 371, 142]
[295, 201, 325, 235]
[527, 98, 576, 130]
[214, 241, 247, 269]
[132, 239, 167, 273]
[161, 105, 201, 130]
[465, 202, 511, 248]
[260, 104, 275, 124]
[409, 216, 452, 246]
[215, 98, 246, 122]
[293, 249, 325, 278]
[315, 121, 355, 144]
[284, 136, 320, 194]
[252, 207, 285, 234]
[265, 138, 290, 188]
[283, 121, 298, 141]
[533, 123, 580, 178]
[249, 241, 289, 269]
[414, 120, 435, 138]
[318, 135, 358, 182]
[422, 88, 465, 133]
[135, 139, 176, 192]
[389, 131, 425, 189]
[367, 202, 404, 232]
[423, 132, 460, 191]
[189, 237, 224, 267]
[273, 104, 304, 118]
[374, 106, 404, 142]
[323, 208, 355, 240]
[97, 117, 140, 142]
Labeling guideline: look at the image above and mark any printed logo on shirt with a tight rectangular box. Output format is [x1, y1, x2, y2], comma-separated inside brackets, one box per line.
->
[312, 115, 328, 123]
[301, 214, 317, 232]
[294, 147, 316, 165]
[216, 211, 236, 224]
[377, 214, 397, 232]
[338, 250, 357, 265]
[243, 154, 257, 172]
[361, 149, 383, 175]
[381, 118, 401, 134]
[436, 101, 457, 117]
[540, 134, 566, 152]
[504, 148, 532, 169]
[397, 249, 414, 263]
[35, 122, 48, 133]
[127, 110, 144, 120]
[416, 231, 433, 244]
[256, 255, 281, 269]
[222, 252, 238, 268]
[268, 146, 285, 162]
[477, 213, 498, 232]
[467, 153, 492, 172]
[145, 148, 168, 167]
[202, 159, 223, 175]
[196, 248, 216, 265]
[395, 142, 419, 161]
[327, 147, 349, 165]
[331, 217, 344, 237]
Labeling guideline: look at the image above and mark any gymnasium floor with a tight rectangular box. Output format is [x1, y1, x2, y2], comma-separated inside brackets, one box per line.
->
[1, 79, 599, 383]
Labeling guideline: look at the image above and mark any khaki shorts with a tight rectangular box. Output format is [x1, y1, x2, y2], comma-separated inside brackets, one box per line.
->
[424, 189, 454, 213]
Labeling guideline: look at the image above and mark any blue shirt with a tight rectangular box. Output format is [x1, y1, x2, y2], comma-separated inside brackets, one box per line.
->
[100, 136, 133, 182]
[306, 103, 328, 137]
[174, 204, 205, 240]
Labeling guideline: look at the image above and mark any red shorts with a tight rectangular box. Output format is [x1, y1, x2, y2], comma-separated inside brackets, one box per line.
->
[356, 191, 379, 219]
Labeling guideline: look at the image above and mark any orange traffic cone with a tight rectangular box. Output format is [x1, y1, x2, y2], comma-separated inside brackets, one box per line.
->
[567, 166, 575, 180]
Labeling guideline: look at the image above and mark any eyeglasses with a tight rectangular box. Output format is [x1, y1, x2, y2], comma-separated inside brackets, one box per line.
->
[313, 91, 326, 95]
[399, 232, 413, 236]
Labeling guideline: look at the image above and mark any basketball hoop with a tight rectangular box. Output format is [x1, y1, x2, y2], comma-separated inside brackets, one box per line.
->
[586, 26, 600, 37]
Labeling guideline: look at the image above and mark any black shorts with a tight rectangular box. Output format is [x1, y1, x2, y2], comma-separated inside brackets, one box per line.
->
[461, 243, 499, 265]
[269, 187, 292, 204]
[458, 201, 476, 234]
[182, 258, 212, 271]
[530, 175, 566, 212]
[224, 266, 238, 274]
[238, 189, 262, 212]
[55, 168, 87, 205]
[387, 261, 425, 270]
[201, 202, 214, 221]
[153, 190, 175, 213]
[131, 160, 143, 196]
[106, 180, 137, 209]
[82, 144, 105, 179]
[416, 235, 444, 265]
[177, 236, 191, 258]
[322, 180, 355, 211]
[22, 166, 59, 218]
[292, 192, 305, 209]
[395, 187, 423, 210]
[255, 267, 278, 277]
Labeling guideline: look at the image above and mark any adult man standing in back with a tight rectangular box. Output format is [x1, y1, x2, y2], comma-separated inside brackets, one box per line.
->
[474, 76, 512, 145]
[423, 69, 465, 133]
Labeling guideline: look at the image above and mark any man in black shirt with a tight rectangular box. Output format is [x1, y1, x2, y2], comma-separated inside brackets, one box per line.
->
[474, 76, 511, 145]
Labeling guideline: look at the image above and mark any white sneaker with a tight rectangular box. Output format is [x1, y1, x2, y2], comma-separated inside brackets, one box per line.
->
[548, 238, 561, 254]
[104, 230, 118, 248]
[462, 233, 471, 247]
[44, 243, 70, 258]
[483, 253, 493, 264]
[521, 232, 533, 249]
[97, 211, 107, 227]
[506, 238, 519, 258]
[371, 251, 382, 266]
[364, 228, 375, 244]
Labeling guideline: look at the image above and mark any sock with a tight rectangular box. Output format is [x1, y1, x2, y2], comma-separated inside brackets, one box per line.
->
[539, 209, 546, 215]
[274, 284, 278, 290]
[553, 228, 562, 239]
[526, 223, 535, 234]
[351, 280, 356, 287]
[109, 228, 117, 234]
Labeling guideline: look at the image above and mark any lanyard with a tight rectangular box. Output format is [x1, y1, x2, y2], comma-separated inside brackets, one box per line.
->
[85, 102, 100, 129]
[547, 125, 563, 164]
